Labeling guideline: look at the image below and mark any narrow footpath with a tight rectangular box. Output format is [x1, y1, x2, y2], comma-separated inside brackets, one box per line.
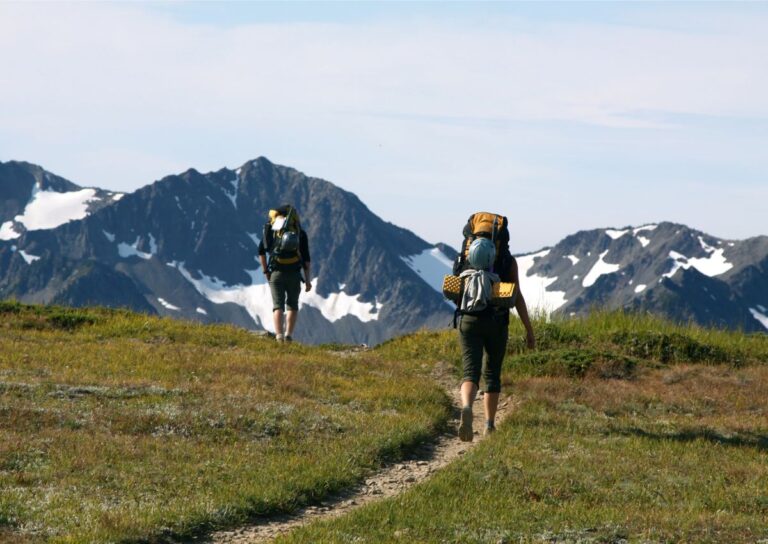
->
[210, 359, 515, 543]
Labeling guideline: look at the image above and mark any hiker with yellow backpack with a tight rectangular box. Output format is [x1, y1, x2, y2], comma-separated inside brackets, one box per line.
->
[258, 205, 312, 343]
[444, 212, 536, 441]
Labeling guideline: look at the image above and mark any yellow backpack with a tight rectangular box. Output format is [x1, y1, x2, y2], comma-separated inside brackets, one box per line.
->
[264, 205, 302, 268]
[454, 212, 510, 276]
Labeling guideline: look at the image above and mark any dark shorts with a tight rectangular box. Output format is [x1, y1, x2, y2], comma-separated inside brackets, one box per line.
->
[269, 269, 302, 311]
[458, 314, 509, 394]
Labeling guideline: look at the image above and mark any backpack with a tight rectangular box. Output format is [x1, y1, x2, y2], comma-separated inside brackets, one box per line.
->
[263, 205, 303, 271]
[458, 269, 499, 314]
[444, 211, 517, 327]
[452, 212, 511, 279]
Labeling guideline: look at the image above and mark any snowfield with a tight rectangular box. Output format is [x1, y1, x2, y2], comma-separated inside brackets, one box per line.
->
[15, 187, 98, 231]
[583, 250, 620, 288]
[400, 247, 453, 294]
[117, 234, 157, 260]
[749, 308, 768, 331]
[171, 263, 382, 332]
[664, 236, 733, 279]
[516, 249, 567, 313]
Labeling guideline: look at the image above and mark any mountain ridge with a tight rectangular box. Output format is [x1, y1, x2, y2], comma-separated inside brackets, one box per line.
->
[0, 157, 455, 344]
[1, 157, 766, 341]
[517, 220, 768, 332]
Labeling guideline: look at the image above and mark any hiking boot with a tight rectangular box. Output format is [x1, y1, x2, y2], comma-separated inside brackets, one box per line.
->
[284, 335, 293, 343]
[275, 334, 285, 343]
[458, 405, 473, 442]
[484, 424, 496, 437]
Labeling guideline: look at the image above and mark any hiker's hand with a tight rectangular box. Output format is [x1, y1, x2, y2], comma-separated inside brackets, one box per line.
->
[305, 279, 312, 292]
[526, 330, 536, 350]
[264, 272, 271, 282]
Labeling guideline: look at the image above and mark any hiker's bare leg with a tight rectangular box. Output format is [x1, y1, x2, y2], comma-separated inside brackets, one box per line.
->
[273, 309, 284, 337]
[286, 310, 298, 337]
[461, 381, 478, 408]
[484, 392, 499, 424]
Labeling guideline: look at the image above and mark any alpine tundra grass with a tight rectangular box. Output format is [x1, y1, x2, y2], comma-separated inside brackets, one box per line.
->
[0, 301, 451, 543]
[283, 311, 768, 543]
[3, 301, 767, 543]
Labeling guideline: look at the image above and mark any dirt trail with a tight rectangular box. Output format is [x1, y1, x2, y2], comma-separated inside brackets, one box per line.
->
[210, 359, 514, 544]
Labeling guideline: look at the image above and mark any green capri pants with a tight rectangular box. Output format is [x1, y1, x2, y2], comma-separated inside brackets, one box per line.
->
[458, 314, 509, 393]
[269, 269, 302, 311]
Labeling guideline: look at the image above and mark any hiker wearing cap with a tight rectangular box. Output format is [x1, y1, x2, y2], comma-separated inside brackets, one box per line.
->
[450, 212, 535, 441]
[258, 205, 312, 342]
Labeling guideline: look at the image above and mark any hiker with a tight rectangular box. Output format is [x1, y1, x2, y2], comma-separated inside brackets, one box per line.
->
[258, 205, 312, 342]
[451, 213, 535, 441]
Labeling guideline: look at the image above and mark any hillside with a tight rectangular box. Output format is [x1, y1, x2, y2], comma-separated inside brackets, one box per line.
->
[288, 313, 768, 543]
[0, 302, 449, 542]
[1, 303, 767, 542]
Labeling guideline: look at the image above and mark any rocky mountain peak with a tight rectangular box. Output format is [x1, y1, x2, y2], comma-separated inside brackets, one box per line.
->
[1, 160, 766, 340]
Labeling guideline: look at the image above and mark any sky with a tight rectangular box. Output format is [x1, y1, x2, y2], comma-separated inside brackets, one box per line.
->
[1, 1, 767, 253]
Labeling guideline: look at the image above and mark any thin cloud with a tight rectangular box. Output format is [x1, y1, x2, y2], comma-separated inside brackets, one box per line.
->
[1, 3, 766, 247]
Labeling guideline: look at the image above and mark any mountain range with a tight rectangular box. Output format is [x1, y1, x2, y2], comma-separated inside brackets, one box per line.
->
[1, 158, 766, 343]
[517, 223, 768, 333]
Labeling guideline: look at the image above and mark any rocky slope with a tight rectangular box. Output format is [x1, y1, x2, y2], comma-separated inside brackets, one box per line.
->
[0, 158, 455, 344]
[517, 223, 768, 332]
[1, 159, 766, 341]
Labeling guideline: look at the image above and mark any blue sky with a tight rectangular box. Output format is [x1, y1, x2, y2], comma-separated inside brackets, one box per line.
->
[1, 1, 766, 253]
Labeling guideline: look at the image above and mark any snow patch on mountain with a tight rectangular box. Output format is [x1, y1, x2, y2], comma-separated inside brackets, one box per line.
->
[401, 247, 453, 294]
[148, 233, 158, 254]
[664, 237, 733, 278]
[15, 186, 98, 231]
[633, 224, 658, 234]
[634, 284, 647, 293]
[749, 308, 768, 331]
[103, 230, 116, 242]
[172, 263, 382, 332]
[606, 228, 629, 240]
[118, 234, 157, 260]
[224, 172, 239, 208]
[517, 249, 567, 313]
[566, 255, 579, 265]
[602, 224, 656, 244]
[173, 264, 273, 328]
[0, 222, 20, 240]
[633, 225, 656, 247]
[19, 250, 41, 264]
[157, 298, 180, 311]
[302, 284, 382, 323]
[583, 250, 620, 288]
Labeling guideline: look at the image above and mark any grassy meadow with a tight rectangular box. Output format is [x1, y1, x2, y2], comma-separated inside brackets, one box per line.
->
[284, 312, 768, 543]
[2, 301, 767, 543]
[0, 302, 450, 543]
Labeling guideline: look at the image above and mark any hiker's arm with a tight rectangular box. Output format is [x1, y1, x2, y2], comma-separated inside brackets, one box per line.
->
[259, 254, 270, 281]
[301, 231, 312, 292]
[303, 262, 312, 292]
[509, 257, 535, 349]
[258, 240, 271, 281]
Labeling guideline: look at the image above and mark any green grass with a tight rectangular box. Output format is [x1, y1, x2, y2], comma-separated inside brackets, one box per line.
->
[0, 302, 451, 543]
[3, 302, 767, 543]
[379, 309, 767, 375]
[281, 311, 768, 543]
